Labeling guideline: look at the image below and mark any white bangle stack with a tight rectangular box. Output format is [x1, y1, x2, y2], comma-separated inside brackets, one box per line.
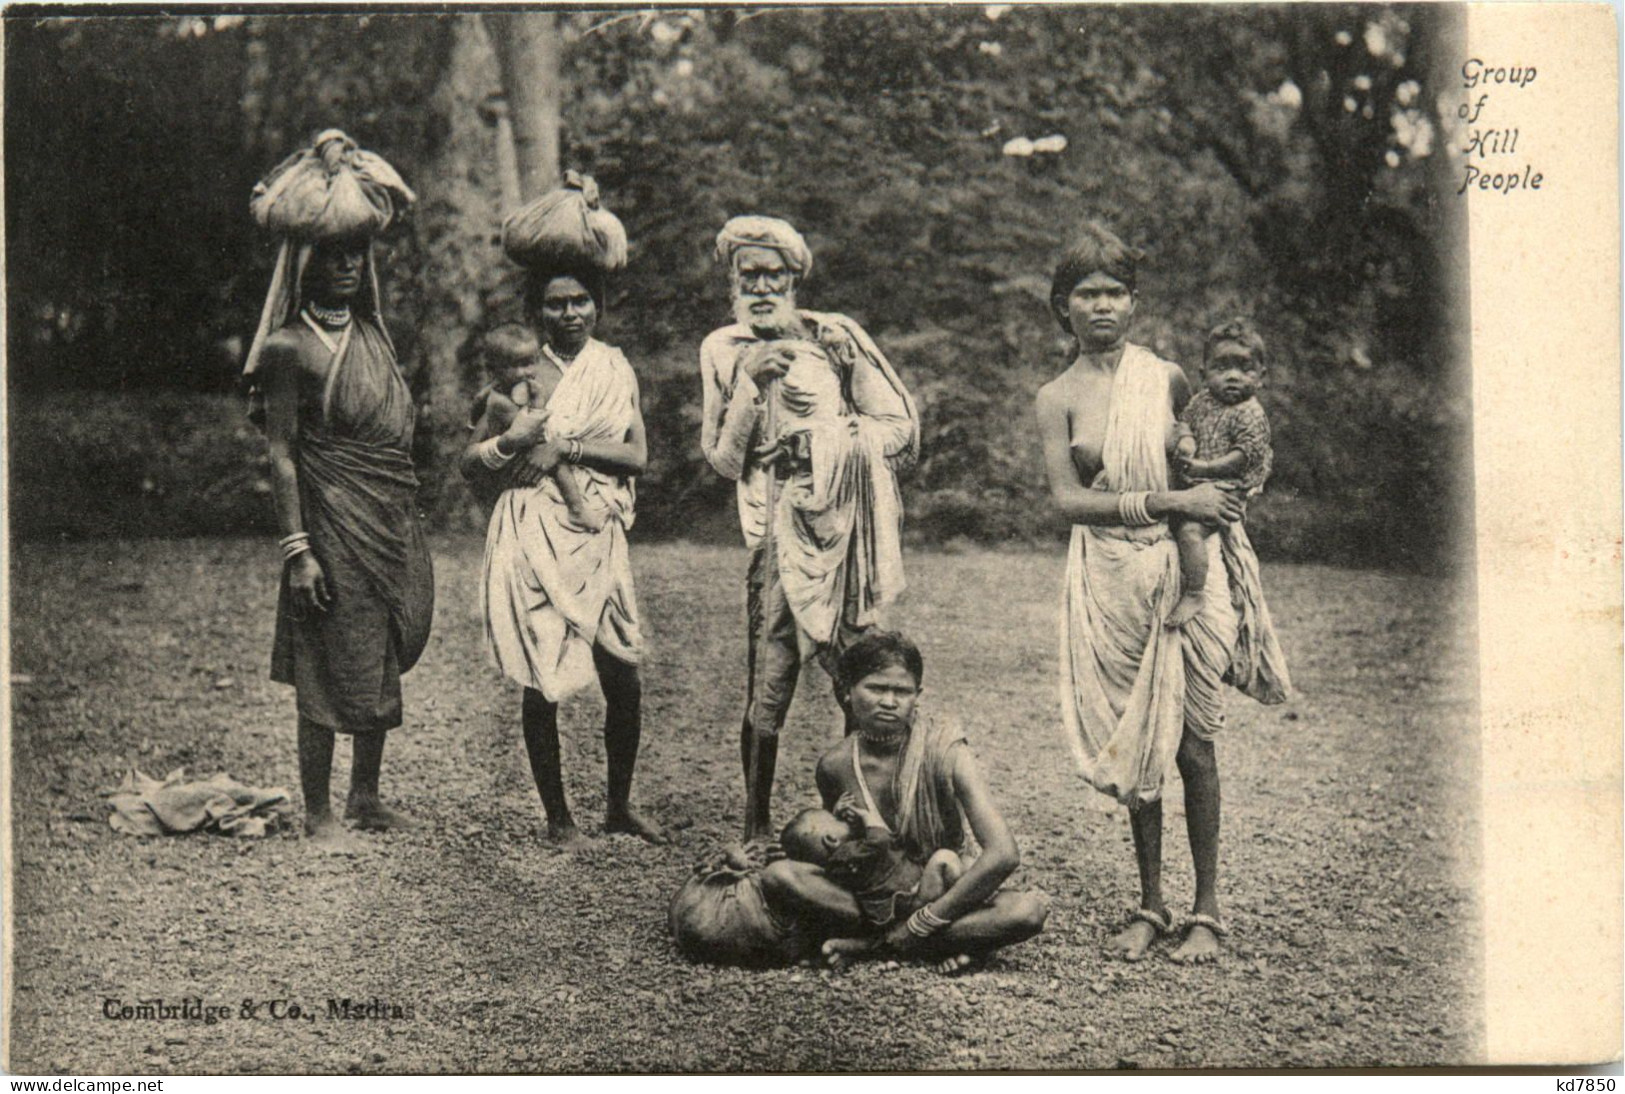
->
[565, 438, 583, 464]
[279, 532, 311, 563]
[1117, 491, 1155, 526]
[478, 436, 515, 470]
[906, 904, 952, 939]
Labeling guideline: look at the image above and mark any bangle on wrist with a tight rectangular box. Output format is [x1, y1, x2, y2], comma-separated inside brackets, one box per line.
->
[479, 436, 516, 470]
[279, 532, 311, 563]
[566, 438, 583, 464]
[1116, 490, 1154, 527]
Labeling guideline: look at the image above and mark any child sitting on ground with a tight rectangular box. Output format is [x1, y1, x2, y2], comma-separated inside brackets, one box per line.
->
[1167, 318, 1275, 627]
[466, 322, 600, 529]
[780, 796, 963, 967]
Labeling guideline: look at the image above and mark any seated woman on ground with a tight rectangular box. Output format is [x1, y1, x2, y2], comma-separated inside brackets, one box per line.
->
[760, 630, 1050, 973]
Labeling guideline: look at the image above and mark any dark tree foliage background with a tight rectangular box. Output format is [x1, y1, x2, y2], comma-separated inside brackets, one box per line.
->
[5, 6, 1468, 571]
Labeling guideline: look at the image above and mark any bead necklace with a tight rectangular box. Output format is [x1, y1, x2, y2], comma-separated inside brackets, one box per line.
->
[542, 343, 579, 371]
[858, 724, 909, 751]
[305, 301, 352, 328]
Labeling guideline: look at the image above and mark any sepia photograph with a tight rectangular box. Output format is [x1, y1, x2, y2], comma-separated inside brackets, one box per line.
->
[2, 2, 1614, 1074]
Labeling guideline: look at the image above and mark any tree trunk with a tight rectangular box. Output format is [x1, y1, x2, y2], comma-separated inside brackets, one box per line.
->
[408, 16, 512, 528]
[484, 13, 562, 202]
[490, 99, 524, 215]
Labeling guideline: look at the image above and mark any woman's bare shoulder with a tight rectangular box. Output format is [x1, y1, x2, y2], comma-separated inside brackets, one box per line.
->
[1163, 358, 1193, 403]
[1158, 354, 1190, 379]
[1035, 373, 1073, 410]
[814, 739, 851, 780]
[260, 326, 322, 374]
[1037, 367, 1099, 416]
[260, 327, 302, 358]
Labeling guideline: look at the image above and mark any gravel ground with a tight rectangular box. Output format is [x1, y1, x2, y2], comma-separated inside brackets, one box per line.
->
[8, 536, 1481, 1072]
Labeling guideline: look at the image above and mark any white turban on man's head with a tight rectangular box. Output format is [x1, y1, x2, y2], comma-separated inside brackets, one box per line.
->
[714, 216, 812, 279]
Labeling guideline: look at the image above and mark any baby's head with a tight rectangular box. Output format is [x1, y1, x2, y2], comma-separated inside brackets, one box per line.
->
[480, 322, 541, 392]
[1202, 318, 1267, 406]
[780, 808, 856, 866]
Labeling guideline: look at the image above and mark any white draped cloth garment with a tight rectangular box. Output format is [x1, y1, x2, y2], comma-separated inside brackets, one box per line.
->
[769, 336, 907, 647]
[482, 338, 642, 700]
[1058, 344, 1240, 806]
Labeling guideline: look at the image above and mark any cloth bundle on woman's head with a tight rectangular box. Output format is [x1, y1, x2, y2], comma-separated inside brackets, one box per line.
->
[501, 171, 628, 272]
[714, 215, 812, 278]
[250, 129, 416, 241]
[241, 130, 412, 421]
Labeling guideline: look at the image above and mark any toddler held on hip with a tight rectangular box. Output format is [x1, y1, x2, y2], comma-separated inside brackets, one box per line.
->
[468, 322, 602, 530]
[1167, 318, 1275, 627]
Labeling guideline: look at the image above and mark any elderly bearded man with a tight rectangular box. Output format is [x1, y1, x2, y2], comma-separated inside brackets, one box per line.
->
[700, 216, 919, 839]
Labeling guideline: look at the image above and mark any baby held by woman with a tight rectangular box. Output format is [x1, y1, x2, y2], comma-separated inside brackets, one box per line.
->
[1167, 318, 1276, 626]
[779, 797, 963, 967]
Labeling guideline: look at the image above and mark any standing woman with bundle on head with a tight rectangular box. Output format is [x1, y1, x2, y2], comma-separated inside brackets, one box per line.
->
[463, 172, 662, 849]
[243, 130, 434, 846]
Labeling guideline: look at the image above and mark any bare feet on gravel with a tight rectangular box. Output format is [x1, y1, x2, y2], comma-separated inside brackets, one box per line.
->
[936, 954, 976, 975]
[1104, 906, 1170, 962]
[1169, 921, 1223, 965]
[820, 937, 877, 971]
[604, 805, 666, 845]
[304, 813, 359, 852]
[345, 793, 413, 832]
[547, 822, 593, 851]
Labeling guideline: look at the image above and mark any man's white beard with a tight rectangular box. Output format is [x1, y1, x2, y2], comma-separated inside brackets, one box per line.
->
[733, 292, 801, 338]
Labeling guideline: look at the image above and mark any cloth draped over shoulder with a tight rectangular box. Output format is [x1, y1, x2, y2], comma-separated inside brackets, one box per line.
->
[889, 713, 970, 862]
[774, 318, 913, 646]
[1057, 344, 1240, 805]
[482, 338, 642, 700]
[241, 242, 393, 423]
[270, 318, 434, 731]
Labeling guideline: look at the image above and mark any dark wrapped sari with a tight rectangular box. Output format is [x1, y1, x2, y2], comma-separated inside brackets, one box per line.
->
[271, 317, 433, 733]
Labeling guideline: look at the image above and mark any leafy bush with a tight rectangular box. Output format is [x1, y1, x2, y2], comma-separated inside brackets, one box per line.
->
[6, 8, 1469, 572]
[10, 393, 277, 540]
